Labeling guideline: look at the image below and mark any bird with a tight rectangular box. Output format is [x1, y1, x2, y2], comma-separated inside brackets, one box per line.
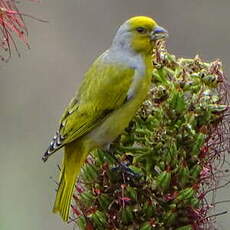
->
[42, 16, 168, 222]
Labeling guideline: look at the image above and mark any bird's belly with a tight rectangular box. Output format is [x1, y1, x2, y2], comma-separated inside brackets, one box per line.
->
[87, 78, 150, 146]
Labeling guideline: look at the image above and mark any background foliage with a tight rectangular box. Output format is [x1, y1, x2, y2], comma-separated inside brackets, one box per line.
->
[72, 42, 230, 230]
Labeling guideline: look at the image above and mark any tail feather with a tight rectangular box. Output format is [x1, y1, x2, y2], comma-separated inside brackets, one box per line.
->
[42, 131, 65, 162]
[53, 141, 88, 221]
[53, 172, 76, 221]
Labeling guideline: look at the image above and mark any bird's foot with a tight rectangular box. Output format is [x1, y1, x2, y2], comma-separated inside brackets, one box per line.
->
[104, 144, 141, 179]
[112, 162, 141, 179]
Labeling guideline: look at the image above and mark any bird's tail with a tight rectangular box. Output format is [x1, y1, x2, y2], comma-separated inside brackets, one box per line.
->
[53, 140, 88, 222]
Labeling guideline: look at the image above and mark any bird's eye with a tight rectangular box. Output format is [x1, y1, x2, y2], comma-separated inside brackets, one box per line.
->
[136, 27, 147, 34]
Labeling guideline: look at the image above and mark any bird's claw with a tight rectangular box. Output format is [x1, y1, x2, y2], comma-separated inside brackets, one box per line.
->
[112, 162, 141, 178]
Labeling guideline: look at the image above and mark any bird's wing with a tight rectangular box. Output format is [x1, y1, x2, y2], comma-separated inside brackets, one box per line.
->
[42, 59, 135, 161]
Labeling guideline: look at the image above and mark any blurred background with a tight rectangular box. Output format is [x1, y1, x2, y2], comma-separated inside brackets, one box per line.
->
[0, 0, 230, 229]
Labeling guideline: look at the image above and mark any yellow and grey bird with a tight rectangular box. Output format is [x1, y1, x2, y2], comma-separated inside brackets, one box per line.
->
[43, 16, 168, 221]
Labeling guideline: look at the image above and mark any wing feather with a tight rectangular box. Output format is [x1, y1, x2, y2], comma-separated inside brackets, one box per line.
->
[61, 62, 134, 142]
[43, 57, 135, 160]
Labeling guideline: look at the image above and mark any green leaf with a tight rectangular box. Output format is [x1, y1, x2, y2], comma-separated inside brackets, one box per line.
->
[126, 186, 137, 201]
[82, 164, 98, 182]
[175, 225, 193, 230]
[91, 211, 107, 229]
[207, 104, 228, 113]
[156, 171, 171, 192]
[76, 216, 86, 230]
[140, 222, 153, 230]
[175, 188, 195, 202]
[80, 191, 95, 206]
[153, 68, 169, 84]
[191, 133, 206, 156]
[190, 197, 200, 207]
[129, 165, 143, 175]
[190, 165, 202, 180]
[169, 91, 187, 114]
[121, 206, 134, 224]
[95, 149, 105, 164]
[98, 194, 111, 210]
[163, 211, 177, 226]
[142, 201, 156, 218]
[177, 166, 190, 186]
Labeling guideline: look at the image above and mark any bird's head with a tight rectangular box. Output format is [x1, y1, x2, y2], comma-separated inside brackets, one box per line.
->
[112, 16, 168, 55]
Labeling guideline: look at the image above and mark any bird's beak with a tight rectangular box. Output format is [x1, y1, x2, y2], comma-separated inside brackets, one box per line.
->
[150, 26, 168, 41]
